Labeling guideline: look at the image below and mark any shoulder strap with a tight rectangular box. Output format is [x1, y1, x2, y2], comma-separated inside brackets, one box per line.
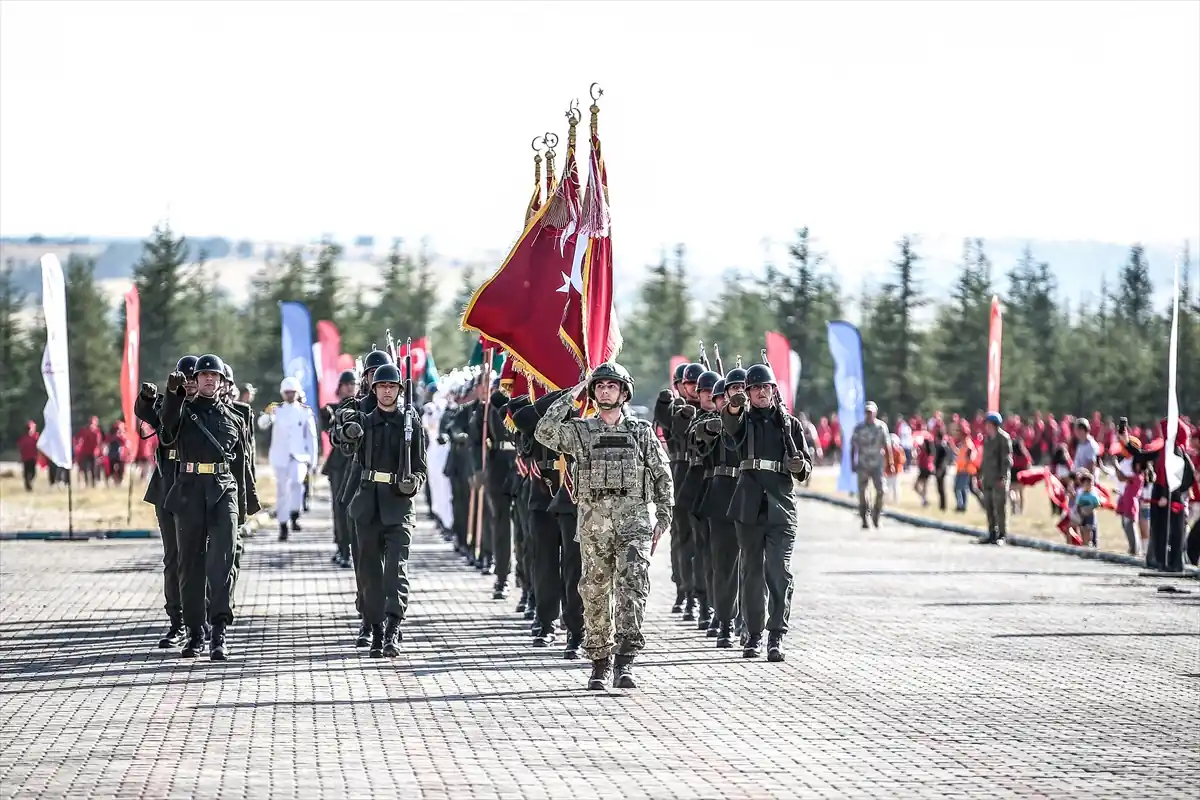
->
[186, 406, 233, 463]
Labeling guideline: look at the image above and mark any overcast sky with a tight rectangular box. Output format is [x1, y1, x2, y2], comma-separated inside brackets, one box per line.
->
[1, 0, 1197, 276]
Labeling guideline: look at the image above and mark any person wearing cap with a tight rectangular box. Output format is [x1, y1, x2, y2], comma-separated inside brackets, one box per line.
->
[160, 354, 254, 660]
[979, 411, 1013, 545]
[850, 401, 892, 529]
[263, 376, 319, 541]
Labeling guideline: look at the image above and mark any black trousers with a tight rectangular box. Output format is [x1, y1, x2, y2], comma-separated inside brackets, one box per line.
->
[668, 463, 686, 591]
[487, 486, 513, 581]
[708, 517, 740, 623]
[451, 475, 470, 551]
[1147, 503, 1187, 572]
[689, 512, 710, 612]
[356, 517, 413, 624]
[735, 521, 795, 635]
[155, 505, 182, 623]
[79, 456, 97, 487]
[22, 460, 36, 491]
[671, 508, 694, 596]
[556, 512, 584, 638]
[530, 509, 564, 630]
[513, 489, 530, 589]
[330, 474, 352, 561]
[176, 493, 239, 629]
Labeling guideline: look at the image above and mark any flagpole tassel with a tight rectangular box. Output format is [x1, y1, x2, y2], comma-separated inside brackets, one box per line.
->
[578, 91, 611, 239]
[542, 109, 579, 230]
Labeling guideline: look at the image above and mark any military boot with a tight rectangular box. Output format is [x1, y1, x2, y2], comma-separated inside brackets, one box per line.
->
[523, 603, 536, 621]
[158, 619, 185, 649]
[697, 603, 712, 630]
[278, 522, 289, 541]
[682, 594, 696, 621]
[289, 512, 301, 532]
[492, 580, 507, 601]
[180, 627, 205, 658]
[671, 589, 684, 614]
[532, 625, 555, 648]
[478, 555, 493, 575]
[368, 624, 384, 658]
[612, 654, 637, 689]
[587, 656, 613, 691]
[742, 632, 763, 659]
[515, 589, 529, 614]
[354, 620, 371, 648]
[715, 621, 733, 648]
[382, 617, 402, 658]
[210, 623, 229, 661]
[563, 633, 583, 660]
[706, 617, 720, 637]
[767, 631, 786, 662]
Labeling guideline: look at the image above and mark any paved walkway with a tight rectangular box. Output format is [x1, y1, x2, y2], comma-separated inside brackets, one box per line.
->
[1, 495, 1197, 799]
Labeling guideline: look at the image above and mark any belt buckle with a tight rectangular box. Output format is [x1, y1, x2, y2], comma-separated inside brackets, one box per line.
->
[372, 472, 392, 483]
[167, 450, 177, 460]
[196, 463, 216, 475]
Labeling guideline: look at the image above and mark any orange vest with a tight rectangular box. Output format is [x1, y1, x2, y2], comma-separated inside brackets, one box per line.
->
[956, 442, 979, 475]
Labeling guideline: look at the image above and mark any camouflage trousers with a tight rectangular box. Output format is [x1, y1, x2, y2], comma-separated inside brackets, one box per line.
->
[577, 496, 653, 661]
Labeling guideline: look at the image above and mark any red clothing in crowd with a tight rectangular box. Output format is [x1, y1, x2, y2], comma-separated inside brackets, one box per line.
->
[17, 423, 40, 461]
[75, 418, 103, 460]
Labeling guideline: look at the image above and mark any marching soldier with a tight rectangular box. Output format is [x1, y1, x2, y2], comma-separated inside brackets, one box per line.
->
[260, 377, 319, 540]
[506, 394, 537, 616]
[686, 369, 723, 636]
[134, 354, 197, 648]
[222, 362, 258, 574]
[438, 384, 473, 560]
[535, 363, 674, 690]
[654, 362, 690, 612]
[160, 354, 255, 660]
[320, 369, 359, 567]
[330, 348, 394, 647]
[471, 379, 518, 592]
[692, 376, 743, 648]
[343, 362, 427, 657]
[666, 362, 704, 620]
[720, 362, 812, 663]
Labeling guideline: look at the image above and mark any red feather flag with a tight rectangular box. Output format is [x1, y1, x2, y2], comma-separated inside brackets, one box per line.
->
[461, 133, 583, 390]
[560, 100, 621, 369]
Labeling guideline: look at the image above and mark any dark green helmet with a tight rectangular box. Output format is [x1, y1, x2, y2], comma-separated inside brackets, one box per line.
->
[745, 363, 776, 387]
[371, 363, 402, 386]
[338, 369, 358, 385]
[724, 367, 747, 386]
[682, 363, 704, 383]
[672, 363, 687, 383]
[363, 350, 393, 371]
[175, 355, 199, 378]
[587, 361, 634, 400]
[697, 370, 720, 393]
[712, 378, 727, 398]
[222, 363, 234, 383]
[194, 354, 225, 375]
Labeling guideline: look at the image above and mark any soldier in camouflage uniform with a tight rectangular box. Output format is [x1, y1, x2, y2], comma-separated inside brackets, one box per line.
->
[535, 362, 674, 691]
[850, 400, 893, 529]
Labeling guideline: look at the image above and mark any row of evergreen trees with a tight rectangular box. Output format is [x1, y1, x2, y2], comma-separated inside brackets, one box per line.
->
[2, 225, 1197, 455]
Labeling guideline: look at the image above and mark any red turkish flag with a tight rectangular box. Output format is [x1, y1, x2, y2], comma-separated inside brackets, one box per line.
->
[120, 286, 140, 444]
[396, 336, 430, 381]
[462, 143, 583, 390]
[987, 296, 1003, 413]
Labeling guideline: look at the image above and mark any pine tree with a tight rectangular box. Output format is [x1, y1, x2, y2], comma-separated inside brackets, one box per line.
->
[63, 255, 120, 430]
[430, 264, 481, 371]
[1108, 244, 1158, 420]
[0, 260, 34, 445]
[1003, 246, 1061, 414]
[862, 236, 926, 417]
[132, 224, 189, 384]
[308, 242, 343, 325]
[710, 271, 773, 376]
[932, 239, 994, 414]
[621, 246, 696, 402]
[370, 240, 438, 342]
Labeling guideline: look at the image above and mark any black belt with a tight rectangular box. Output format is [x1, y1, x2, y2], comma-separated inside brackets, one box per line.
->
[705, 466, 740, 479]
[182, 462, 229, 475]
[687, 457, 703, 467]
[589, 489, 630, 497]
[536, 460, 559, 471]
[739, 459, 788, 475]
[362, 470, 396, 483]
[165, 449, 177, 461]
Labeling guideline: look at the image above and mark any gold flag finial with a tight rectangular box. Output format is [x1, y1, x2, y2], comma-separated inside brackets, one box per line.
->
[542, 131, 558, 196]
[589, 83, 603, 137]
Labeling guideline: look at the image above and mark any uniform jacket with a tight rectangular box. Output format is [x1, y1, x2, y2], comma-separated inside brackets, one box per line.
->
[348, 406, 428, 526]
[266, 401, 318, 469]
[980, 428, 1014, 486]
[721, 403, 811, 527]
[160, 391, 254, 524]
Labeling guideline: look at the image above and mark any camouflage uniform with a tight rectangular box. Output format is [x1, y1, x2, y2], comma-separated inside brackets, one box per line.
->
[851, 418, 891, 525]
[534, 386, 674, 663]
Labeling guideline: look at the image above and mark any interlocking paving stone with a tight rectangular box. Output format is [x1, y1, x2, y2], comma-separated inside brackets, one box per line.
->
[1, 495, 1197, 799]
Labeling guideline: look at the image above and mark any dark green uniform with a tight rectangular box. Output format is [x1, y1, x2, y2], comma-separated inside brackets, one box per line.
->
[321, 401, 353, 564]
[134, 390, 183, 635]
[669, 399, 703, 617]
[471, 390, 518, 586]
[654, 392, 688, 606]
[693, 414, 742, 644]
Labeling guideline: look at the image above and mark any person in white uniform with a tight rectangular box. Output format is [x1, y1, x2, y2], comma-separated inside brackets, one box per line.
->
[259, 377, 319, 540]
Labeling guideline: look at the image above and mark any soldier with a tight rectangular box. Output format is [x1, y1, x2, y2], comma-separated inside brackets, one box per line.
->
[343, 363, 427, 657]
[505, 394, 536, 614]
[978, 412, 1013, 545]
[691, 375, 742, 647]
[721, 362, 812, 663]
[331, 348, 394, 647]
[652, 362, 691, 614]
[850, 401, 893, 529]
[160, 354, 255, 660]
[535, 362, 674, 690]
[680, 368, 721, 633]
[472, 379, 518, 595]
[666, 362, 704, 620]
[134, 354, 197, 648]
[320, 369, 359, 567]
[222, 362, 258, 575]
[260, 377, 319, 541]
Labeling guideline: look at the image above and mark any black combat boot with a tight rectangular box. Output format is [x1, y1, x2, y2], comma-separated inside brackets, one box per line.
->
[523, 603, 536, 621]
[742, 632, 763, 658]
[354, 620, 371, 648]
[613, 654, 637, 689]
[158, 619, 184, 649]
[715, 621, 733, 648]
[587, 656, 612, 691]
[697, 603, 712, 630]
[289, 512, 301, 532]
[369, 624, 384, 658]
[331, 552, 341, 564]
[767, 631, 785, 662]
[382, 617, 402, 658]
[671, 589, 684, 614]
[180, 627, 204, 658]
[279, 522, 289, 541]
[515, 589, 528, 613]
[563, 633, 583, 660]
[682, 595, 696, 622]
[209, 623, 229, 661]
[478, 555, 493, 575]
[202, 622, 212, 642]
[492, 580, 507, 601]
[532, 625, 555, 647]
[706, 617, 720, 637]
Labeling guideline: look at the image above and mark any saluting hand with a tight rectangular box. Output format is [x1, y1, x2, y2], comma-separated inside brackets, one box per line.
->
[679, 404, 696, 420]
[140, 381, 157, 399]
[727, 391, 747, 410]
[166, 371, 185, 393]
[703, 418, 722, 435]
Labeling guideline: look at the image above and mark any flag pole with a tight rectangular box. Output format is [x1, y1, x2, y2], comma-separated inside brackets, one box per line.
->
[67, 467, 75, 540]
[475, 347, 494, 560]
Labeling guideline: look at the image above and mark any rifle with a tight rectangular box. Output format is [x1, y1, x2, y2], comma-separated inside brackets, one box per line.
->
[698, 340, 710, 370]
[712, 343, 724, 376]
[402, 337, 413, 480]
[760, 347, 802, 461]
[385, 329, 398, 365]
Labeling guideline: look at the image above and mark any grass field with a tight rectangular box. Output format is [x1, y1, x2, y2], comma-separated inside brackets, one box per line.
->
[0, 463, 276, 533]
[804, 470, 1137, 556]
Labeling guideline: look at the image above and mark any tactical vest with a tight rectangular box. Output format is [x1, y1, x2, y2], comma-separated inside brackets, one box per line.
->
[575, 421, 646, 499]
